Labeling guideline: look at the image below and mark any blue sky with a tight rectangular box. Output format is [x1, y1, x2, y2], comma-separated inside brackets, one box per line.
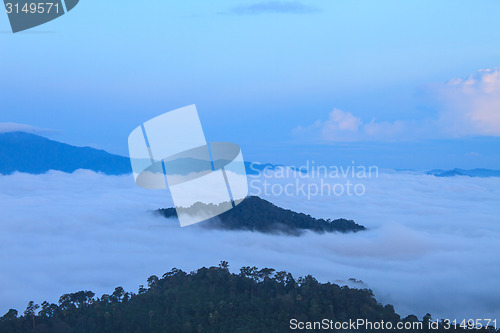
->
[1, 0, 500, 169]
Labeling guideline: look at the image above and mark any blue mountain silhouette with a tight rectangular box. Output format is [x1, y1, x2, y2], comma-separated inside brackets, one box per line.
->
[0, 132, 132, 175]
[426, 168, 500, 178]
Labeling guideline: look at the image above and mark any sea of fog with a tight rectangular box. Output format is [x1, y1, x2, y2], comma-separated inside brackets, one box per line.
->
[0, 169, 499, 320]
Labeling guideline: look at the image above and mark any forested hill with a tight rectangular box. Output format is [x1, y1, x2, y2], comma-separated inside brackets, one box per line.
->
[1, 263, 492, 333]
[156, 196, 366, 235]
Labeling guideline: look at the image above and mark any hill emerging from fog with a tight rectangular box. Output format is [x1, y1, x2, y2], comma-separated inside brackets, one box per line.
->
[0, 132, 132, 175]
[156, 196, 366, 235]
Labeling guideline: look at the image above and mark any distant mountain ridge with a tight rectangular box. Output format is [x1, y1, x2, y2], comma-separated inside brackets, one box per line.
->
[0, 132, 132, 175]
[4, 131, 496, 179]
[426, 168, 500, 178]
[157, 196, 366, 235]
[0, 131, 285, 176]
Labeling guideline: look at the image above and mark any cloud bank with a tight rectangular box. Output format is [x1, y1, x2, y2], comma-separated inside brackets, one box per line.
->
[295, 69, 500, 142]
[433, 68, 500, 137]
[293, 109, 424, 142]
[0, 170, 499, 321]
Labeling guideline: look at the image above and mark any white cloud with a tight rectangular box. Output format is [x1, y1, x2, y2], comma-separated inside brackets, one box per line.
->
[293, 109, 425, 142]
[327, 108, 361, 131]
[0, 122, 53, 135]
[433, 68, 500, 137]
[0, 170, 499, 321]
[294, 68, 500, 142]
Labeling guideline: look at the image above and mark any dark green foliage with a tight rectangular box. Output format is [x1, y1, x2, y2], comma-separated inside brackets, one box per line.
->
[156, 196, 366, 235]
[1, 263, 495, 333]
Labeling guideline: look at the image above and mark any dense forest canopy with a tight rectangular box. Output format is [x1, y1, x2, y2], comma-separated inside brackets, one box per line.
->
[1, 262, 497, 333]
